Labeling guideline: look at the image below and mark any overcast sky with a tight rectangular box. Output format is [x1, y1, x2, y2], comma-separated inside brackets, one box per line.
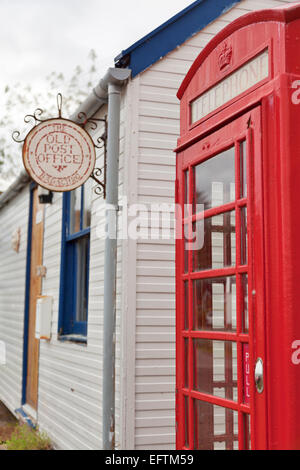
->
[0, 0, 192, 101]
[0, 0, 193, 186]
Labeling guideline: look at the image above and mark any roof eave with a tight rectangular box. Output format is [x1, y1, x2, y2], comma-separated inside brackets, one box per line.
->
[0, 170, 30, 210]
[114, 0, 242, 77]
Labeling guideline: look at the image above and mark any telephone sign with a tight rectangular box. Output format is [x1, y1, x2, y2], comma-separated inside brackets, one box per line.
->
[176, 4, 300, 451]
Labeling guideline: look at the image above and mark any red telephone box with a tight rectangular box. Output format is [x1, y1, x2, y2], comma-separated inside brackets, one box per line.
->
[176, 4, 300, 450]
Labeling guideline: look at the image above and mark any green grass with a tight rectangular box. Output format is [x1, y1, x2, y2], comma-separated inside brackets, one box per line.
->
[0, 424, 16, 444]
[5, 425, 52, 450]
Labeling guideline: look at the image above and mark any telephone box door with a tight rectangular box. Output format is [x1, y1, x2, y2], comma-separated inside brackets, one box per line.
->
[176, 107, 267, 450]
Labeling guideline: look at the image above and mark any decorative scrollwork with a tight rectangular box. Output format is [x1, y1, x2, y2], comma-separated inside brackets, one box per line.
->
[85, 119, 98, 131]
[94, 135, 105, 150]
[76, 111, 88, 126]
[12, 94, 64, 145]
[13, 107, 48, 143]
[12, 131, 25, 144]
[34, 108, 45, 122]
[77, 114, 106, 134]
[82, 117, 107, 198]
[94, 185, 105, 197]
[24, 108, 45, 125]
[90, 168, 106, 198]
[23, 114, 35, 126]
[93, 168, 103, 179]
[86, 117, 105, 131]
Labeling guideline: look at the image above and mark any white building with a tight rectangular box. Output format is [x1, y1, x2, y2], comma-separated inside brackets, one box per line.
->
[0, 177, 13, 194]
[0, 0, 295, 450]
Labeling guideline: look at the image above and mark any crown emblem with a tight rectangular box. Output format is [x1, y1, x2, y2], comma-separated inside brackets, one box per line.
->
[218, 43, 232, 70]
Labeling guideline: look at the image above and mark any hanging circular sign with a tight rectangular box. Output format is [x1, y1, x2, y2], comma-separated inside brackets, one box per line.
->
[22, 118, 96, 192]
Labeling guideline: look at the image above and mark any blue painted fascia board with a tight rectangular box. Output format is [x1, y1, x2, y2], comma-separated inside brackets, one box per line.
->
[22, 183, 35, 405]
[115, 0, 242, 78]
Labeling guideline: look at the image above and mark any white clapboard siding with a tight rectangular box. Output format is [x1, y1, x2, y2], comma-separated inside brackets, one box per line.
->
[37, 97, 126, 450]
[130, 0, 298, 450]
[0, 187, 29, 414]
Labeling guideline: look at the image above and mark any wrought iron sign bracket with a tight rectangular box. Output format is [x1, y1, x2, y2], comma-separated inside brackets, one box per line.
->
[76, 111, 108, 199]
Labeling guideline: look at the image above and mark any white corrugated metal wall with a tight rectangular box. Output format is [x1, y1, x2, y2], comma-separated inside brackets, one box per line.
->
[0, 187, 29, 414]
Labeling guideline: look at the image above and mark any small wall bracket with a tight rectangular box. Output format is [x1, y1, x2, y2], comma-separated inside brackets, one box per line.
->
[76, 111, 107, 199]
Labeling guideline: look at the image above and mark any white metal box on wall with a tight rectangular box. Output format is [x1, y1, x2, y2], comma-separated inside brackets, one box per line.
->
[35, 296, 53, 341]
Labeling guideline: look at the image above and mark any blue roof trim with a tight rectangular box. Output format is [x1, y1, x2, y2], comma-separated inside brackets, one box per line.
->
[115, 0, 242, 77]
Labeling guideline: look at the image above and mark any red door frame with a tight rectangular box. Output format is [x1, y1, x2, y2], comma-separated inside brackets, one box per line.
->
[176, 108, 266, 450]
[176, 5, 300, 450]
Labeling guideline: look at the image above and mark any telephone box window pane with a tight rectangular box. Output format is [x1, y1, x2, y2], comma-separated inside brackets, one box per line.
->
[193, 212, 236, 272]
[194, 400, 238, 450]
[184, 170, 189, 219]
[194, 147, 235, 211]
[240, 141, 247, 198]
[240, 207, 248, 265]
[185, 339, 189, 389]
[184, 227, 189, 273]
[193, 277, 236, 332]
[193, 339, 237, 401]
[241, 274, 249, 333]
[244, 414, 251, 450]
[185, 396, 189, 448]
[184, 281, 189, 330]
